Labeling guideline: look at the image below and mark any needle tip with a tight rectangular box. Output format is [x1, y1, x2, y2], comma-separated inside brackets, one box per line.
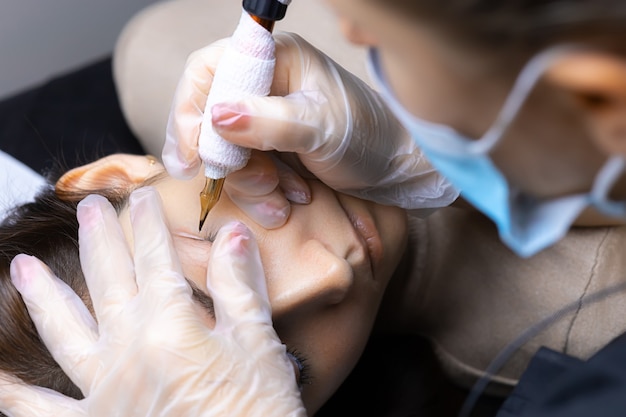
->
[198, 177, 225, 232]
[198, 211, 208, 232]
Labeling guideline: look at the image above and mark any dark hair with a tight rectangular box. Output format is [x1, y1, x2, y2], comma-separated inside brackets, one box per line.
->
[379, 0, 626, 56]
[0, 185, 130, 407]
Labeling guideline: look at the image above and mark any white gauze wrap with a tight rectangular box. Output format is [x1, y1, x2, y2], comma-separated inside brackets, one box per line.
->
[199, 10, 276, 179]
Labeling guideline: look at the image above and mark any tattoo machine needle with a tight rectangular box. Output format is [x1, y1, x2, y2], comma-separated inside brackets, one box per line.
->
[198, 0, 291, 231]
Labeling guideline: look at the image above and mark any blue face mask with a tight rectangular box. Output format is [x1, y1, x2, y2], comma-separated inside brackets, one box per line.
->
[367, 47, 626, 257]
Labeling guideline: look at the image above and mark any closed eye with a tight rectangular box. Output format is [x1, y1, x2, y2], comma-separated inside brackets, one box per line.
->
[186, 278, 215, 319]
[203, 229, 218, 243]
[185, 279, 312, 389]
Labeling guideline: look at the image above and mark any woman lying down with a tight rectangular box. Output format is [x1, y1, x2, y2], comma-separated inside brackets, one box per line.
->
[2, 151, 626, 414]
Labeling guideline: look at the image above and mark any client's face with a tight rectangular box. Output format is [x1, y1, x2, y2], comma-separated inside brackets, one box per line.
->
[112, 154, 408, 413]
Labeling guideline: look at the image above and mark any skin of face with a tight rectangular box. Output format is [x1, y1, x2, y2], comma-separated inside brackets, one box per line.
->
[324, 0, 626, 225]
[95, 154, 408, 413]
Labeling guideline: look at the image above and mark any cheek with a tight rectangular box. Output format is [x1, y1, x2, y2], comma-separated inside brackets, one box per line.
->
[278, 290, 382, 413]
[374, 205, 409, 284]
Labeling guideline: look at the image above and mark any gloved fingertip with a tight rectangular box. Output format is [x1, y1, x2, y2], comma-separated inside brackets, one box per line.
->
[212, 102, 250, 132]
[129, 185, 158, 201]
[284, 188, 311, 205]
[247, 202, 290, 229]
[272, 154, 312, 204]
[128, 186, 162, 223]
[209, 221, 269, 314]
[77, 193, 108, 208]
[76, 194, 108, 229]
[213, 221, 254, 259]
[167, 164, 200, 181]
[10, 254, 42, 294]
[161, 139, 202, 180]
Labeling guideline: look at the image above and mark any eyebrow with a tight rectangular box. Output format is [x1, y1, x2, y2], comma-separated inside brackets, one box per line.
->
[186, 278, 215, 319]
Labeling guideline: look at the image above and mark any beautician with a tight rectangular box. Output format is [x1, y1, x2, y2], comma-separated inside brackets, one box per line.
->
[3, 0, 626, 416]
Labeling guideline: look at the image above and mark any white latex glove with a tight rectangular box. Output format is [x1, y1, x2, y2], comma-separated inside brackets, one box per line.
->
[163, 33, 458, 228]
[0, 187, 306, 417]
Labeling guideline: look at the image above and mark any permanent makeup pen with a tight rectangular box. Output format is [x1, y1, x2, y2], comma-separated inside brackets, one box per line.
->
[198, 0, 290, 231]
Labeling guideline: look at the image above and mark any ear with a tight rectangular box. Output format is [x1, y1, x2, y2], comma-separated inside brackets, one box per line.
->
[544, 50, 626, 156]
[56, 154, 162, 196]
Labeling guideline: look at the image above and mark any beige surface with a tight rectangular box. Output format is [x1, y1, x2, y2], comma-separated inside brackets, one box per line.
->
[113, 0, 368, 157]
[408, 207, 626, 395]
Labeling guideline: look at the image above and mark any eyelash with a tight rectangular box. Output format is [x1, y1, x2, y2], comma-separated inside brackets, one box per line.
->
[286, 348, 312, 389]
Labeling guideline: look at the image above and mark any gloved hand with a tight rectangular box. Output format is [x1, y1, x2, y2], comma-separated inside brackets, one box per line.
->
[163, 33, 458, 228]
[0, 187, 306, 417]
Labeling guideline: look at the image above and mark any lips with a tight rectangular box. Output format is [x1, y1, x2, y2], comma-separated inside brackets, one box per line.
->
[337, 196, 383, 279]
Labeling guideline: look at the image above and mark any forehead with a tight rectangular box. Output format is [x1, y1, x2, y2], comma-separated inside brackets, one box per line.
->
[153, 173, 209, 236]
[115, 172, 209, 250]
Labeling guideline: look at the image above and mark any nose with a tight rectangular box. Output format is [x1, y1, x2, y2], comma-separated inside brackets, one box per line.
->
[269, 239, 353, 318]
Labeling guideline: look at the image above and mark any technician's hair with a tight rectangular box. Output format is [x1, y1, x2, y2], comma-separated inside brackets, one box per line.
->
[378, 0, 626, 54]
